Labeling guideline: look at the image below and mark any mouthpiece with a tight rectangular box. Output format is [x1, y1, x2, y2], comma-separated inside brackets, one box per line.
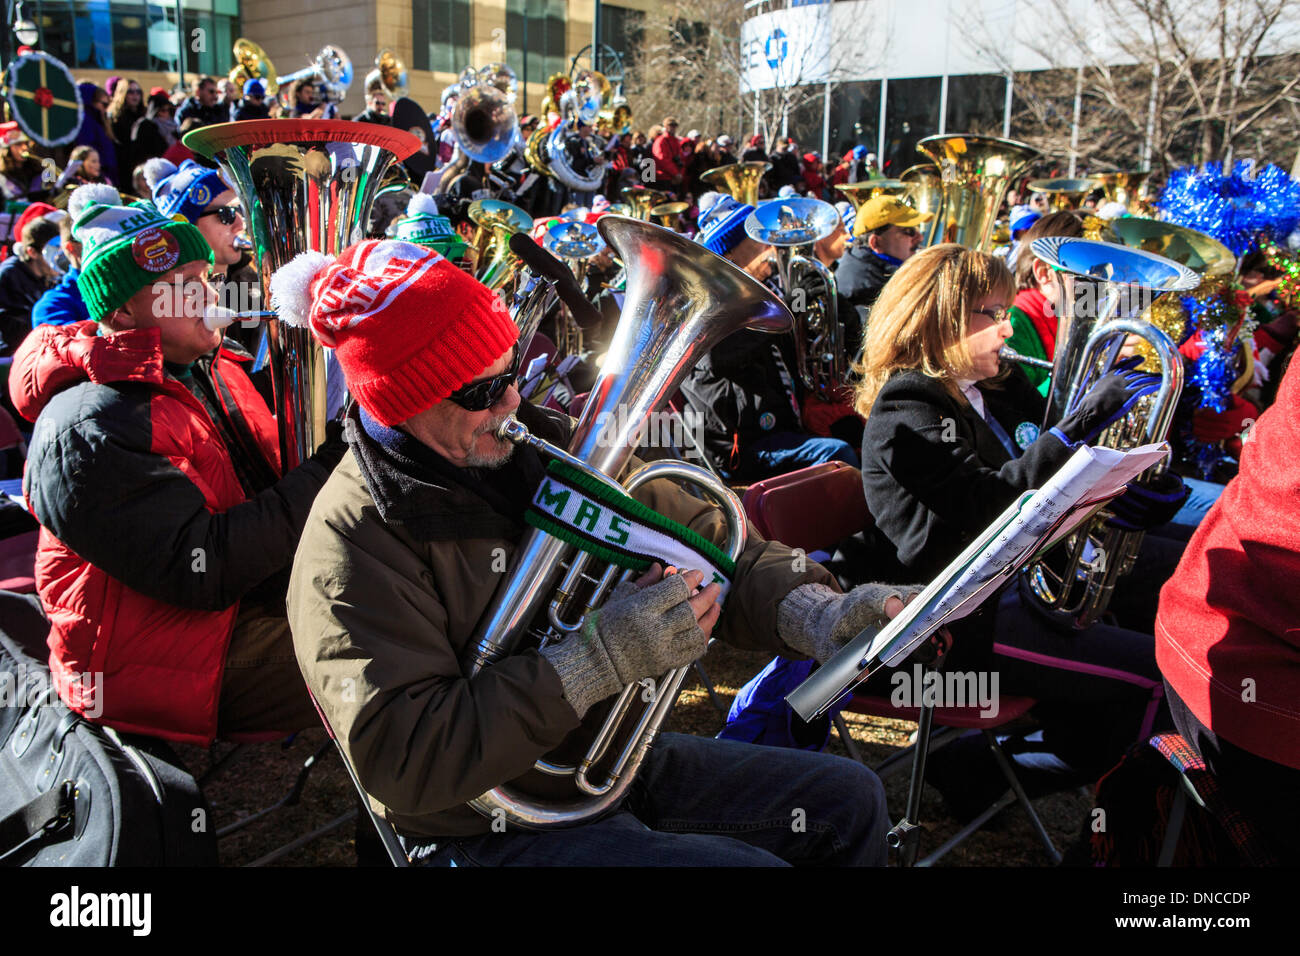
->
[233, 235, 255, 251]
[203, 307, 276, 330]
[999, 346, 1054, 371]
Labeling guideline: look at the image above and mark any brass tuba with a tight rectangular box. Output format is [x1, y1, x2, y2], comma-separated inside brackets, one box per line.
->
[700, 161, 770, 207]
[1090, 170, 1152, 213]
[1020, 237, 1199, 627]
[467, 198, 532, 293]
[184, 120, 421, 469]
[229, 38, 279, 98]
[745, 198, 846, 401]
[915, 134, 1040, 251]
[462, 216, 792, 829]
[451, 64, 520, 164]
[899, 163, 945, 247]
[1027, 177, 1098, 211]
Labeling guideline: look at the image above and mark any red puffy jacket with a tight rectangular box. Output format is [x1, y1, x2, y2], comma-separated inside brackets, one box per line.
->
[9, 321, 331, 744]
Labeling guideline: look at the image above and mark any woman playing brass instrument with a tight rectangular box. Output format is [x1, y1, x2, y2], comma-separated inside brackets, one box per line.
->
[852, 244, 1189, 812]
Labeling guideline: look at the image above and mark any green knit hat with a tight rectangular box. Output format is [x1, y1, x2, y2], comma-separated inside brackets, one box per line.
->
[392, 193, 468, 262]
[73, 202, 214, 321]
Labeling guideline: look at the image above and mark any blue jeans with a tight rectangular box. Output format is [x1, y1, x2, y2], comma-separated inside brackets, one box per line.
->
[742, 430, 859, 481]
[406, 733, 889, 866]
[1167, 476, 1224, 530]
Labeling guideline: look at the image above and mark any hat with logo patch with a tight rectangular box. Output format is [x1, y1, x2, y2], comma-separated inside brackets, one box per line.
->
[152, 159, 230, 223]
[392, 192, 468, 261]
[73, 202, 213, 320]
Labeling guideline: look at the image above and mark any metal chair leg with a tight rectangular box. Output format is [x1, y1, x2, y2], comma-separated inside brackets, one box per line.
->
[216, 738, 335, 838]
[983, 728, 1061, 864]
[833, 712, 866, 764]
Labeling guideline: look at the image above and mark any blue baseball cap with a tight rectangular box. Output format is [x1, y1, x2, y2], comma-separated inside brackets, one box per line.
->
[1010, 205, 1041, 234]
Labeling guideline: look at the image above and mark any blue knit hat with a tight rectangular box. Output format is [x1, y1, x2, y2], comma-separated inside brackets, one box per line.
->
[153, 160, 230, 224]
[696, 195, 754, 257]
[243, 79, 265, 98]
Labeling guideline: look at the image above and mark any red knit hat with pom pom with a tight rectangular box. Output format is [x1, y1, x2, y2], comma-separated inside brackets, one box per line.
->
[270, 239, 518, 426]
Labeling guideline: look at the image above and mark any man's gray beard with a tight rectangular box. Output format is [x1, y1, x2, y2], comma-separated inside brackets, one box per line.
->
[463, 414, 517, 469]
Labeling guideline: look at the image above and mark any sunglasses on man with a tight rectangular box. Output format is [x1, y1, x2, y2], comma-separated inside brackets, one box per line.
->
[446, 345, 520, 411]
[200, 204, 243, 226]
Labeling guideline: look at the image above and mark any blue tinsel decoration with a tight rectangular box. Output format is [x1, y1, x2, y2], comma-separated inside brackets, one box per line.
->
[1180, 287, 1248, 413]
[1157, 161, 1300, 256]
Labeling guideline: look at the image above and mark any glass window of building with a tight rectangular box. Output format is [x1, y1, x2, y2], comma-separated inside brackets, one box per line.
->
[23, 0, 236, 73]
[827, 79, 881, 158]
[946, 73, 1008, 135]
[413, 0, 472, 74]
[885, 76, 941, 174]
[600, 4, 645, 73]
[506, 0, 567, 90]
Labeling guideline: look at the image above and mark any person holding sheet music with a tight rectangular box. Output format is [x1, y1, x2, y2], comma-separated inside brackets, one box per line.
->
[852, 244, 1190, 813]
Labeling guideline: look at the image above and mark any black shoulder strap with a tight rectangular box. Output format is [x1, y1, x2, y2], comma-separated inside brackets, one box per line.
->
[0, 781, 75, 865]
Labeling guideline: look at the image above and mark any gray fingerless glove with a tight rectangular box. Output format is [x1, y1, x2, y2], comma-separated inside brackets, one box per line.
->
[777, 581, 910, 663]
[540, 573, 708, 718]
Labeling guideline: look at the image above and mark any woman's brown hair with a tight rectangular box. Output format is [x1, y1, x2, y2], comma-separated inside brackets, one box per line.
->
[1014, 210, 1083, 290]
[852, 244, 1015, 418]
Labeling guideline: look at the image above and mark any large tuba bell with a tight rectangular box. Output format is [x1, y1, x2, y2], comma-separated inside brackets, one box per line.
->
[371, 49, 408, 99]
[462, 216, 792, 829]
[183, 120, 421, 470]
[619, 185, 668, 220]
[745, 198, 846, 401]
[451, 64, 520, 164]
[1020, 237, 1199, 627]
[700, 161, 770, 207]
[915, 134, 1040, 251]
[229, 38, 278, 98]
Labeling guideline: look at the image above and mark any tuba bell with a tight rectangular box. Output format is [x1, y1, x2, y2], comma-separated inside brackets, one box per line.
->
[1090, 170, 1152, 213]
[451, 65, 520, 164]
[699, 161, 770, 207]
[183, 120, 422, 470]
[618, 185, 668, 221]
[915, 134, 1040, 251]
[467, 198, 532, 293]
[462, 216, 792, 829]
[746, 197, 846, 401]
[542, 219, 606, 358]
[1020, 237, 1199, 628]
[1027, 177, 1098, 211]
[229, 38, 279, 98]
[899, 163, 945, 247]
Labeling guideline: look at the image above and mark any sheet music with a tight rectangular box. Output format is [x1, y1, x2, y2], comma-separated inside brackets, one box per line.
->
[786, 441, 1170, 721]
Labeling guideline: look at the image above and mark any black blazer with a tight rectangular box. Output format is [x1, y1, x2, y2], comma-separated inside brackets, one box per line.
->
[860, 367, 1075, 580]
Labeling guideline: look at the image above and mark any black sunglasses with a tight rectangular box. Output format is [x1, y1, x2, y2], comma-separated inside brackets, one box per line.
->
[447, 346, 520, 411]
[200, 204, 243, 225]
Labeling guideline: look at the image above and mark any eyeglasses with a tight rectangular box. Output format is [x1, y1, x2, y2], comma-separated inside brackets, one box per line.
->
[893, 226, 920, 238]
[446, 346, 520, 411]
[200, 204, 243, 226]
[970, 306, 1010, 324]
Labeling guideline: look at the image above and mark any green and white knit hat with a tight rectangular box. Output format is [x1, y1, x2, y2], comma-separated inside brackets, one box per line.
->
[73, 202, 213, 321]
[392, 193, 468, 261]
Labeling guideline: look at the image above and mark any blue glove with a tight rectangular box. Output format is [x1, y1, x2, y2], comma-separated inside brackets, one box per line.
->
[1105, 472, 1191, 531]
[1055, 357, 1162, 446]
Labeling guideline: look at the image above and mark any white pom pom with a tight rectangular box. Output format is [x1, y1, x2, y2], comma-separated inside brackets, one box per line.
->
[407, 192, 439, 217]
[143, 158, 178, 195]
[67, 184, 123, 222]
[269, 251, 334, 328]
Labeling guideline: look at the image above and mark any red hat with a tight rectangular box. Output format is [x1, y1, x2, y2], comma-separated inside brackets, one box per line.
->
[270, 240, 518, 425]
[13, 202, 58, 240]
[0, 121, 27, 149]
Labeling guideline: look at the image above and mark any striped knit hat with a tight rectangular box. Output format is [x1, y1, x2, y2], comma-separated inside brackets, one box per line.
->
[696, 195, 754, 257]
[392, 192, 468, 261]
[73, 202, 213, 320]
[269, 239, 518, 425]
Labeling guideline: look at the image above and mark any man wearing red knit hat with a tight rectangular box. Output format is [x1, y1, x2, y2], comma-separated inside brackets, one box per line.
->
[284, 238, 906, 866]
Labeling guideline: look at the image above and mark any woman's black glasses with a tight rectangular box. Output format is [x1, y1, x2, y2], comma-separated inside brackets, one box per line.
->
[446, 346, 520, 411]
[200, 205, 243, 225]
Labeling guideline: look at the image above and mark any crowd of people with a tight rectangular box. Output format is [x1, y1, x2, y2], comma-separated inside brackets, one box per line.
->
[0, 63, 1297, 869]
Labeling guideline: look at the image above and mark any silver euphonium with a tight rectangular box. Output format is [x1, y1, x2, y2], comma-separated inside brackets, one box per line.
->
[745, 198, 847, 401]
[461, 216, 792, 829]
[1020, 237, 1199, 628]
[183, 120, 421, 469]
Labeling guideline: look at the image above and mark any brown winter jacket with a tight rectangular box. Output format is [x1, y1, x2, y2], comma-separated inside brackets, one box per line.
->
[287, 400, 837, 838]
